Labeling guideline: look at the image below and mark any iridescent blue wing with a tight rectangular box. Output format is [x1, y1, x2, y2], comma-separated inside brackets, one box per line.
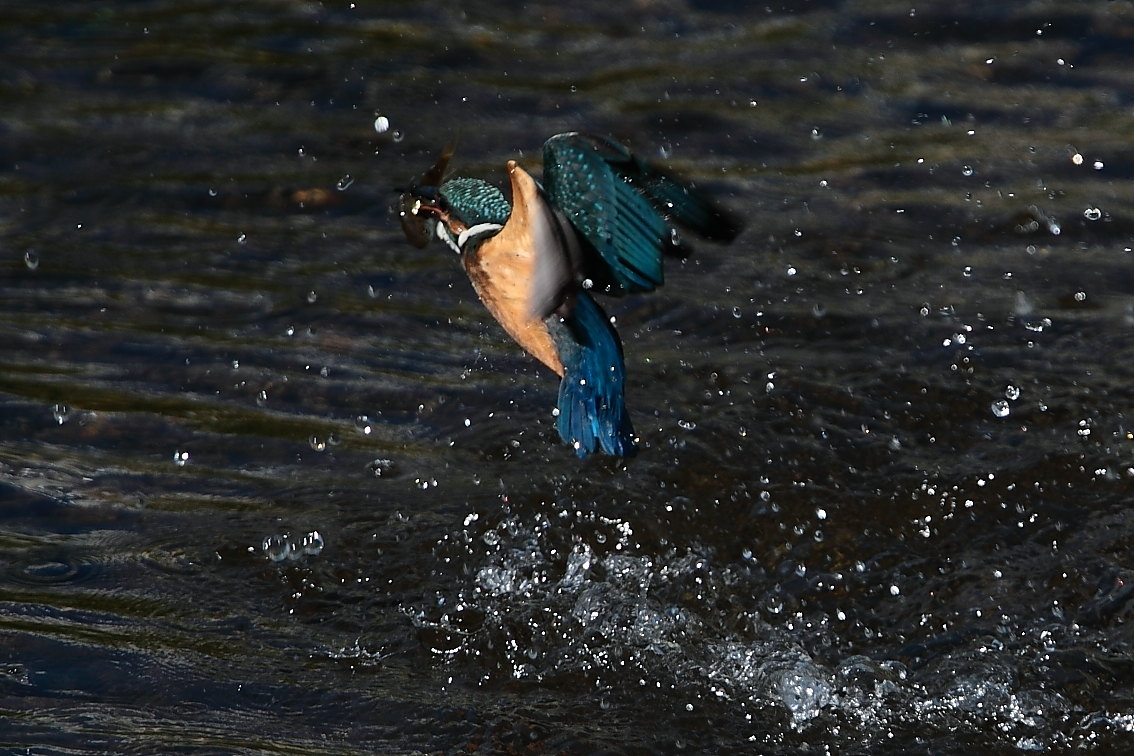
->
[542, 133, 738, 295]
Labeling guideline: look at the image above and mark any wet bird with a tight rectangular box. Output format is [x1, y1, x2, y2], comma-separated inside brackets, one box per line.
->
[397, 132, 739, 458]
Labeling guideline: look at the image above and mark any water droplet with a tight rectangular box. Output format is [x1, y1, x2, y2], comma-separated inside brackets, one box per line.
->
[262, 534, 289, 562]
[173, 450, 190, 467]
[23, 249, 39, 270]
[51, 404, 70, 425]
[300, 530, 324, 555]
[236, 233, 247, 244]
[256, 390, 268, 406]
[336, 174, 354, 191]
[732, 306, 742, 318]
[1005, 385, 1021, 401]
[391, 129, 404, 143]
[677, 419, 697, 430]
[354, 415, 373, 435]
[373, 115, 390, 134]
[307, 290, 318, 304]
[309, 435, 327, 452]
[991, 399, 1011, 418]
[1083, 207, 1102, 221]
[1071, 153, 1084, 165]
[961, 165, 974, 177]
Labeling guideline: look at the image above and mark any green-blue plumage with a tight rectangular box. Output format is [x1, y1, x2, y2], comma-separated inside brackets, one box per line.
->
[543, 133, 739, 296]
[439, 178, 511, 227]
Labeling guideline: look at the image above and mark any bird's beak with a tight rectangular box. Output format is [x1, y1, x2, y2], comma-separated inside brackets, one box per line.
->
[397, 142, 457, 248]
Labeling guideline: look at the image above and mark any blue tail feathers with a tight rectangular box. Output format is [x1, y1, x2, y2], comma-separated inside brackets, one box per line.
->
[549, 293, 636, 458]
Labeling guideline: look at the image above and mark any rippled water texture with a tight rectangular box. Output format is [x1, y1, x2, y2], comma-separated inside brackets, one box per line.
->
[3, 1, 1134, 752]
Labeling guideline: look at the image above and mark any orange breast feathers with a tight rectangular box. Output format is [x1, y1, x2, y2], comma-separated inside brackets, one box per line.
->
[463, 161, 574, 377]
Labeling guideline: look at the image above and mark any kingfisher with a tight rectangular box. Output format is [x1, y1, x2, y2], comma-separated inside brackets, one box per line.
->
[397, 132, 738, 458]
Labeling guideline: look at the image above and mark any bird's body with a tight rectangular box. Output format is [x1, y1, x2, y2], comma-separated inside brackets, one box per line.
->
[398, 133, 738, 458]
[461, 162, 568, 377]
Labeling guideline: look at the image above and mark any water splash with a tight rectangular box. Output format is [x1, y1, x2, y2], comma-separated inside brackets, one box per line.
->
[367, 458, 396, 477]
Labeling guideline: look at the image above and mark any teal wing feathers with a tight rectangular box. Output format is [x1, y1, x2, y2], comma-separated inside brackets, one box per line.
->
[542, 133, 739, 295]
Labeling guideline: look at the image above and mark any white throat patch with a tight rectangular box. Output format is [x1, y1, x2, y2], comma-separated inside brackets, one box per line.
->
[457, 223, 504, 250]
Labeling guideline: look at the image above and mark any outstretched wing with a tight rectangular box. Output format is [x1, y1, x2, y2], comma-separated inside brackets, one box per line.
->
[542, 132, 739, 295]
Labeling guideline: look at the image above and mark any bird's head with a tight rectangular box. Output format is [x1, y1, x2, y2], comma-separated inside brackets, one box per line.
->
[398, 146, 510, 254]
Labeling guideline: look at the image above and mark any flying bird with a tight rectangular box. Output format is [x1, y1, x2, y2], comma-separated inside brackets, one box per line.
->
[397, 132, 738, 458]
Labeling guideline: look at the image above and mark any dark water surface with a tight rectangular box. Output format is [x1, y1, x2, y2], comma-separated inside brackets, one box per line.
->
[4, 1, 1134, 753]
